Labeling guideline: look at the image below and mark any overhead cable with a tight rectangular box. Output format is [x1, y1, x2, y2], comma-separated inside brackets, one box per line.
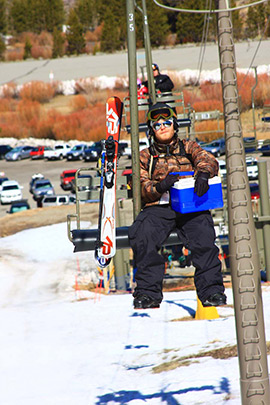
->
[152, 0, 268, 14]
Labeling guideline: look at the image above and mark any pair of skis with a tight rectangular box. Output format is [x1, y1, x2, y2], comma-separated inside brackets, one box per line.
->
[95, 96, 123, 268]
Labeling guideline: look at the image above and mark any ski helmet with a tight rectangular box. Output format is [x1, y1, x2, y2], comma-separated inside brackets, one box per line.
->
[147, 103, 178, 137]
[152, 63, 159, 72]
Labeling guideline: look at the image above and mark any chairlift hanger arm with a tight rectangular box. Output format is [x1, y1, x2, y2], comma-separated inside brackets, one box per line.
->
[152, 0, 268, 13]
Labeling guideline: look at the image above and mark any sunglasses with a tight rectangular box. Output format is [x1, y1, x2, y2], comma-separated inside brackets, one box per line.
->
[148, 107, 175, 121]
[152, 119, 173, 131]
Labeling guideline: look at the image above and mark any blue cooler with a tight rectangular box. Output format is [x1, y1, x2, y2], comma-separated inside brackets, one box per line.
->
[170, 171, 223, 214]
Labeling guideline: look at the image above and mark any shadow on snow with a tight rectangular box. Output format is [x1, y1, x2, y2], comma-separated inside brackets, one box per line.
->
[95, 377, 230, 404]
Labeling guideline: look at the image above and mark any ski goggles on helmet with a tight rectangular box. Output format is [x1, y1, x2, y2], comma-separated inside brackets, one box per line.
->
[147, 106, 176, 122]
[152, 119, 173, 131]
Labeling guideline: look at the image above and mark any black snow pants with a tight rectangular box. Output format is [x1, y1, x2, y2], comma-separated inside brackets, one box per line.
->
[128, 205, 224, 303]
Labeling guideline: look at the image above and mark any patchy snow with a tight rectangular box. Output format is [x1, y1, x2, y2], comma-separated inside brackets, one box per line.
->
[0, 223, 269, 404]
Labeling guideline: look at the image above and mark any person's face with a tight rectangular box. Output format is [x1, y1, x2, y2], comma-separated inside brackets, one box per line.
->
[152, 119, 174, 144]
[153, 67, 159, 77]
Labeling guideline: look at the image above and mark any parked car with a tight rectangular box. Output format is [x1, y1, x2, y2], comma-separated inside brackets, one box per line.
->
[30, 146, 52, 160]
[249, 182, 260, 200]
[29, 173, 44, 193]
[217, 159, 226, 178]
[246, 156, 258, 180]
[217, 157, 258, 180]
[7, 199, 30, 214]
[5, 145, 34, 161]
[258, 142, 270, 156]
[124, 140, 149, 159]
[44, 143, 71, 160]
[31, 179, 55, 201]
[0, 180, 23, 204]
[243, 137, 257, 153]
[60, 169, 77, 190]
[118, 141, 129, 156]
[0, 176, 9, 192]
[201, 138, 226, 157]
[0, 145, 12, 159]
[66, 144, 88, 161]
[42, 194, 76, 207]
[84, 141, 103, 162]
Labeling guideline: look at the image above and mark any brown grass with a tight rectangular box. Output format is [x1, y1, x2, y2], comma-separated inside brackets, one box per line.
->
[152, 342, 270, 374]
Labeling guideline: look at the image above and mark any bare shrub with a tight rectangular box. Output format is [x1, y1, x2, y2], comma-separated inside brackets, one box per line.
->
[31, 45, 52, 59]
[0, 98, 17, 112]
[168, 72, 186, 91]
[193, 99, 223, 112]
[255, 74, 270, 106]
[200, 82, 222, 101]
[114, 76, 129, 91]
[195, 120, 224, 143]
[17, 100, 41, 124]
[5, 48, 24, 61]
[1, 82, 17, 98]
[69, 95, 88, 111]
[165, 34, 177, 47]
[19, 81, 55, 103]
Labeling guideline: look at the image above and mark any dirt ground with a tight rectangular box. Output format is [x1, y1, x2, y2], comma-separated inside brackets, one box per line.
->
[0, 198, 134, 238]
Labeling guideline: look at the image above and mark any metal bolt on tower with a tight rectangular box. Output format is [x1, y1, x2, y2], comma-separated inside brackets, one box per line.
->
[216, 1, 270, 403]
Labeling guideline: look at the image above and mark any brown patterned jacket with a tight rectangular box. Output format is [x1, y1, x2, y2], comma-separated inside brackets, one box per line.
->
[140, 135, 219, 207]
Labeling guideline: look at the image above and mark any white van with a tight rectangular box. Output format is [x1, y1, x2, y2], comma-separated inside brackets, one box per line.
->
[42, 194, 76, 207]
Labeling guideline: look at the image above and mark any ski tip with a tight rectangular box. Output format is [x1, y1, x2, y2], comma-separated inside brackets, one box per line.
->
[95, 251, 112, 269]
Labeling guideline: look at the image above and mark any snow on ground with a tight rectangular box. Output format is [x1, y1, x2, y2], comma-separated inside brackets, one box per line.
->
[0, 223, 270, 404]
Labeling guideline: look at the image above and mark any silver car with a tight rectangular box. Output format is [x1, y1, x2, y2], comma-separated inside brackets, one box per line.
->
[5, 146, 33, 161]
[31, 179, 55, 201]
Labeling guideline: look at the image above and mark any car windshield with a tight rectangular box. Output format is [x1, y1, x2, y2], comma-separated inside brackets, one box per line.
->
[11, 147, 21, 152]
[12, 206, 28, 213]
[3, 185, 19, 191]
[64, 172, 76, 178]
[55, 145, 64, 150]
[36, 182, 51, 189]
[72, 146, 82, 151]
[246, 161, 257, 166]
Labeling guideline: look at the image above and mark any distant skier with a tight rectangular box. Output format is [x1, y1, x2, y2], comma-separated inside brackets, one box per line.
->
[143, 63, 174, 95]
[137, 79, 148, 99]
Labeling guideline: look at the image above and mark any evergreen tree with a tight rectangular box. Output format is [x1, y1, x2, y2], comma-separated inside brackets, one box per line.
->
[10, 0, 30, 33]
[100, 8, 119, 52]
[99, 0, 126, 50]
[44, 0, 65, 33]
[75, 0, 94, 32]
[66, 9, 85, 55]
[138, 0, 169, 47]
[52, 27, 65, 58]
[176, 0, 205, 43]
[231, 0, 243, 40]
[246, 3, 266, 38]
[0, 0, 7, 34]
[23, 36, 32, 59]
[10, 0, 65, 34]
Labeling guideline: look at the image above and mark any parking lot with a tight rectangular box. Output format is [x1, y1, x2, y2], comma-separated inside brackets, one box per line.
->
[0, 155, 128, 218]
[0, 151, 269, 219]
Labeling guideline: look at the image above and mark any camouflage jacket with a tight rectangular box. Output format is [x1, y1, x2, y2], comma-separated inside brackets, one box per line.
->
[139, 136, 219, 207]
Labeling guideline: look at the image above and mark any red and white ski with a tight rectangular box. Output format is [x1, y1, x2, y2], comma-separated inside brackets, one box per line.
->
[95, 96, 123, 268]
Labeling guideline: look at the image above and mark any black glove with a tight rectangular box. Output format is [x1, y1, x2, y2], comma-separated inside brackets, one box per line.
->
[194, 171, 210, 197]
[156, 173, 179, 194]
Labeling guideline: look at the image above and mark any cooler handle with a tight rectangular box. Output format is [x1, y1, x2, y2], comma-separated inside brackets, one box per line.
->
[170, 171, 194, 176]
